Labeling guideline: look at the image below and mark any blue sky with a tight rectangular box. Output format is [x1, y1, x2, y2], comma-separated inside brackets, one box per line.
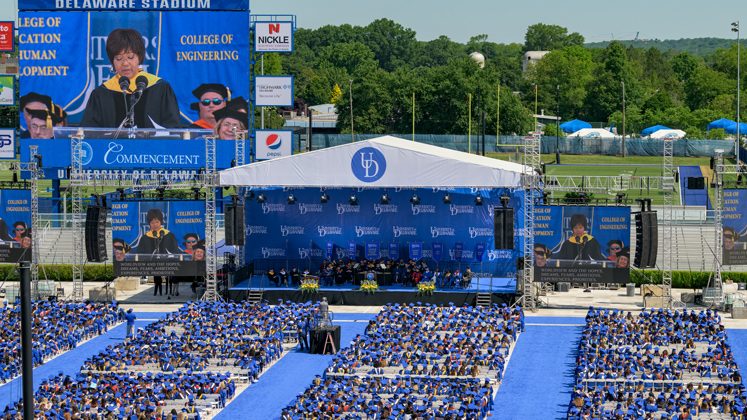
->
[0, 0, 742, 44]
[252, 0, 743, 44]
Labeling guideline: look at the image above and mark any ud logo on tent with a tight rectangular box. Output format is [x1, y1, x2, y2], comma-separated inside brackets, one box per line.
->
[351, 147, 386, 182]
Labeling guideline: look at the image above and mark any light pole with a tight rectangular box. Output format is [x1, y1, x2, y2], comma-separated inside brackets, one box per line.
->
[348, 79, 354, 142]
[622, 81, 626, 158]
[556, 84, 561, 164]
[469, 52, 486, 155]
[732, 21, 741, 163]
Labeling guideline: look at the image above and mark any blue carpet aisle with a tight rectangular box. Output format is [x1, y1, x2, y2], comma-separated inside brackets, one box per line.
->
[490, 319, 583, 420]
[216, 314, 374, 420]
[0, 312, 168, 409]
[727, 328, 747, 386]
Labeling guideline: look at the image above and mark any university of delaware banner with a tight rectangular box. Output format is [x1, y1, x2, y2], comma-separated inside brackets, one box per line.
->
[18, 8, 248, 126]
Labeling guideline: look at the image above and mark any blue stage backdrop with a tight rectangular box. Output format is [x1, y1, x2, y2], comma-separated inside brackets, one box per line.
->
[111, 200, 206, 277]
[534, 205, 631, 283]
[20, 138, 244, 179]
[18, 0, 249, 126]
[723, 189, 747, 265]
[0, 190, 33, 263]
[244, 188, 525, 277]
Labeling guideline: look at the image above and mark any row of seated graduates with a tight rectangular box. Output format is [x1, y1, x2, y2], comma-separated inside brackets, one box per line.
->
[267, 258, 473, 288]
[568, 307, 747, 419]
[282, 302, 524, 419]
[3, 301, 319, 419]
[0, 299, 122, 384]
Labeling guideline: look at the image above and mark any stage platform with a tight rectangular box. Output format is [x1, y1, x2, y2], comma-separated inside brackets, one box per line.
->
[227, 277, 517, 306]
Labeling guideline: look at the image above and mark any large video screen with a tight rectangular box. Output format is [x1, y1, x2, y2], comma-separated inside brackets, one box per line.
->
[0, 190, 32, 263]
[723, 189, 747, 265]
[534, 205, 631, 283]
[111, 200, 206, 277]
[18, 4, 248, 127]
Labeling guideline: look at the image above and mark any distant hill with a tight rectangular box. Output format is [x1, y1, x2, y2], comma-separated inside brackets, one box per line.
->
[585, 38, 740, 57]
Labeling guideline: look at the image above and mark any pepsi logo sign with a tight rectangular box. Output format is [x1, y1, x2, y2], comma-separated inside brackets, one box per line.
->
[266, 134, 282, 150]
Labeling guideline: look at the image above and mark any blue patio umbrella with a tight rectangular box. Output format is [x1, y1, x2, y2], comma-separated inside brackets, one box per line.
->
[559, 119, 591, 134]
[724, 121, 747, 135]
[641, 125, 671, 136]
[707, 118, 736, 131]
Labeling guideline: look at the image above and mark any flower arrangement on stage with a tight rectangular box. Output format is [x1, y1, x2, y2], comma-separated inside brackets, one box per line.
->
[360, 280, 379, 294]
[418, 281, 436, 296]
[300, 276, 319, 294]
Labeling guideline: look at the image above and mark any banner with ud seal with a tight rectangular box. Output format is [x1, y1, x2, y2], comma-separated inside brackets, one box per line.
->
[533, 205, 631, 283]
[18, 4, 248, 128]
[243, 187, 526, 278]
[0, 190, 33, 263]
[723, 189, 747, 265]
[111, 200, 206, 277]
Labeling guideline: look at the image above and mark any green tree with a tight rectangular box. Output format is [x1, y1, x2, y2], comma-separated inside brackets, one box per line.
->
[360, 19, 417, 72]
[524, 23, 584, 51]
[525, 46, 593, 119]
[684, 66, 733, 110]
[584, 42, 639, 121]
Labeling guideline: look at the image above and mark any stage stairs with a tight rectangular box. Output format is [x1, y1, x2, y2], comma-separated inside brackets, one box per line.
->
[475, 292, 492, 307]
[247, 290, 264, 304]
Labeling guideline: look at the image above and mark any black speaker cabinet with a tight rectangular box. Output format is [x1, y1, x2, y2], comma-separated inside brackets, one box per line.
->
[494, 208, 514, 250]
[85, 206, 108, 262]
[224, 204, 245, 246]
[634, 211, 657, 269]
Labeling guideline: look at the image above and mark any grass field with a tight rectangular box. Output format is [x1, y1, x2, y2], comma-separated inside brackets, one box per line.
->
[485, 153, 719, 206]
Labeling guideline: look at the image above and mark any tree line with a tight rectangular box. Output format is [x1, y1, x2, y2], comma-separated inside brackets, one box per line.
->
[261, 20, 745, 139]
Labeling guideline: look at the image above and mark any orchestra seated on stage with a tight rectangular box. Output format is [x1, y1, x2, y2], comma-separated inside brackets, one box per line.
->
[263, 258, 478, 289]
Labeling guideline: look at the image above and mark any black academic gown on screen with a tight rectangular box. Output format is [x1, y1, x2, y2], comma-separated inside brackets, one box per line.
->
[134, 228, 181, 255]
[80, 71, 181, 129]
[554, 233, 606, 261]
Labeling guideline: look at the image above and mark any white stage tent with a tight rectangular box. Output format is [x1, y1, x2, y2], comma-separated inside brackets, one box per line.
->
[219, 135, 528, 188]
[648, 129, 686, 140]
[567, 128, 617, 139]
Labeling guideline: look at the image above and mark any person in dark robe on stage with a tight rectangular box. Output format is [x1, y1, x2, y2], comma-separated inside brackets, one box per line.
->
[554, 213, 605, 261]
[189, 83, 229, 129]
[133, 208, 180, 254]
[80, 28, 180, 129]
[213, 97, 248, 140]
[19, 92, 53, 139]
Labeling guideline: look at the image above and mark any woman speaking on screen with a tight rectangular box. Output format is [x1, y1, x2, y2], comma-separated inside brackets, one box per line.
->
[81, 28, 180, 129]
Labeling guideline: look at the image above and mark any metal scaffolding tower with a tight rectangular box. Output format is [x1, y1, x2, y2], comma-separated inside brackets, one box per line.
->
[233, 129, 247, 268]
[201, 136, 220, 302]
[520, 133, 541, 310]
[710, 149, 725, 303]
[19, 146, 42, 298]
[660, 138, 675, 307]
[70, 132, 86, 301]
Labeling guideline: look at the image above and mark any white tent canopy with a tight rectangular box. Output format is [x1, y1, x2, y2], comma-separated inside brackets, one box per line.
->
[220, 135, 528, 188]
[567, 128, 616, 139]
[648, 129, 686, 140]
